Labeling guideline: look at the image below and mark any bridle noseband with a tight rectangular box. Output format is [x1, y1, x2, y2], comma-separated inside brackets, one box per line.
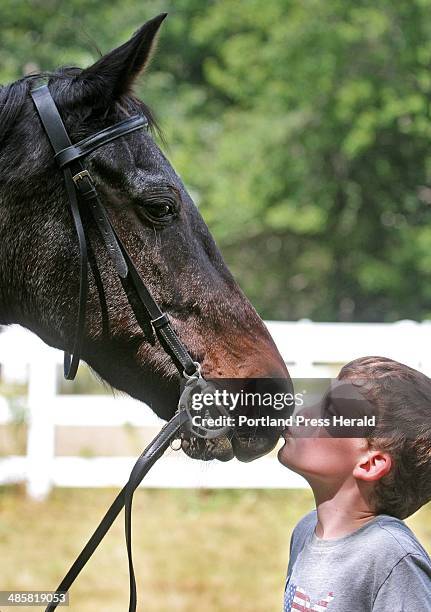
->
[30, 84, 231, 611]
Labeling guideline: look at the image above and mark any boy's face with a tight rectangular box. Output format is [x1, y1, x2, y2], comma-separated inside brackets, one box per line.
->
[278, 424, 368, 484]
[277, 382, 370, 484]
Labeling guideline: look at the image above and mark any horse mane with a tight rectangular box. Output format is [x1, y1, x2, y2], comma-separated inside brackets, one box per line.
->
[0, 69, 159, 145]
[0, 77, 31, 143]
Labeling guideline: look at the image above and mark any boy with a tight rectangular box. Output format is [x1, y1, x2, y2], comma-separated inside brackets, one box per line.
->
[278, 356, 431, 611]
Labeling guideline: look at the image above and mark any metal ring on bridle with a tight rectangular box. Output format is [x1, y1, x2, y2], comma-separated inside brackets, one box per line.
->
[169, 437, 182, 451]
[178, 374, 232, 440]
[183, 361, 202, 380]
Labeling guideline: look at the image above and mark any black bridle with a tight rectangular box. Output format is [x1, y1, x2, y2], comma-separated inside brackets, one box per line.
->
[30, 84, 230, 611]
[31, 84, 199, 382]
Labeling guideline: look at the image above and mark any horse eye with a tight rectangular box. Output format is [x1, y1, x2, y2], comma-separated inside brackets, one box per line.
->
[144, 201, 175, 222]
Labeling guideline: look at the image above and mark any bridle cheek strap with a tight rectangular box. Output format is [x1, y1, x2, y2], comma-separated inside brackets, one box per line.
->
[30, 84, 198, 379]
[30, 84, 97, 379]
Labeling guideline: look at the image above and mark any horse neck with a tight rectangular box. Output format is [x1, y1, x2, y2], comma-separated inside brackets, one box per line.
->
[0, 207, 16, 324]
[0, 186, 31, 326]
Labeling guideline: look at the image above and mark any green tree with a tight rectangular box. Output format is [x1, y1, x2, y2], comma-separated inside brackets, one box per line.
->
[3, 0, 431, 321]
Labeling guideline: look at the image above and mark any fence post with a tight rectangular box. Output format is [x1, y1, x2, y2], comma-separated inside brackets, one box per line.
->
[26, 351, 57, 500]
[293, 319, 315, 377]
[420, 320, 431, 376]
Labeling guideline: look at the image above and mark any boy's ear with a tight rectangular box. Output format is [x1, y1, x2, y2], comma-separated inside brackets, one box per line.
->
[353, 450, 392, 482]
[80, 13, 167, 100]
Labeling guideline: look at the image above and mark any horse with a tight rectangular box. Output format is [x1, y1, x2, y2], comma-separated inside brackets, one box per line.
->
[0, 14, 289, 464]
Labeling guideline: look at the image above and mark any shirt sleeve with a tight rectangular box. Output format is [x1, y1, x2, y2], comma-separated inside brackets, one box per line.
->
[373, 553, 431, 611]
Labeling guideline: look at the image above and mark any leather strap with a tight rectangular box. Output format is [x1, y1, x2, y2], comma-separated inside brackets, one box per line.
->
[113, 228, 198, 376]
[45, 408, 190, 612]
[30, 83, 205, 610]
[31, 85, 128, 279]
[62, 167, 89, 379]
[31, 83, 199, 379]
[30, 86, 91, 379]
[55, 115, 147, 168]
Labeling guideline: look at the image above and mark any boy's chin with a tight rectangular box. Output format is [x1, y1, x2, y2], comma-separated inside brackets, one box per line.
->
[277, 441, 309, 478]
[277, 442, 297, 469]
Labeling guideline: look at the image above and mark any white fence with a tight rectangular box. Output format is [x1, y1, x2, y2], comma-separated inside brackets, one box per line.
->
[0, 320, 429, 499]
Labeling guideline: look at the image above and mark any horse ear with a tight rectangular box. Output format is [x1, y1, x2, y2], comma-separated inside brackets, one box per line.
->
[80, 13, 167, 99]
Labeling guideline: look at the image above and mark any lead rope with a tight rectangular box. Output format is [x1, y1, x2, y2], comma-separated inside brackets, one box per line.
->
[45, 371, 204, 612]
[44, 408, 188, 612]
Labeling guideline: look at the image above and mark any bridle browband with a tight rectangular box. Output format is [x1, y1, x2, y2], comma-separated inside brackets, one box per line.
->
[30, 84, 231, 611]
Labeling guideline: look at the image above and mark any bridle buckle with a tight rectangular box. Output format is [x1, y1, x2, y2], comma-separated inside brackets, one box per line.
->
[72, 169, 92, 185]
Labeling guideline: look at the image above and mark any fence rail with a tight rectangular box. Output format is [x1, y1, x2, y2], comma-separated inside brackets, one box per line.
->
[0, 320, 428, 499]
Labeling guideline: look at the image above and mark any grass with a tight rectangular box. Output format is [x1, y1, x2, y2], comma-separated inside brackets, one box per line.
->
[0, 487, 430, 611]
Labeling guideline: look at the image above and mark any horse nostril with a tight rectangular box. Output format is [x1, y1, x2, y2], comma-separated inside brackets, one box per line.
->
[209, 436, 234, 462]
[180, 435, 234, 462]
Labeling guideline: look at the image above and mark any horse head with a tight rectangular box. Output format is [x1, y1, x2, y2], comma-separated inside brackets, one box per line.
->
[0, 15, 290, 462]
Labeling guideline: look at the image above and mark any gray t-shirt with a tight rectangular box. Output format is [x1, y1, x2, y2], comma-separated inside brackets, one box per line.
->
[284, 510, 431, 611]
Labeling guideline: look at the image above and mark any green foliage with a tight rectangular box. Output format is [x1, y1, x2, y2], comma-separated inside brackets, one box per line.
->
[2, 0, 431, 321]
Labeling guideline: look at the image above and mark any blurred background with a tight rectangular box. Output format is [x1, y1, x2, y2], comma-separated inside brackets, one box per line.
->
[1, 1, 431, 610]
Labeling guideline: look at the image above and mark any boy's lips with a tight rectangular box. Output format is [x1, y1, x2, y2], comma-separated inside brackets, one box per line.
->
[283, 427, 292, 439]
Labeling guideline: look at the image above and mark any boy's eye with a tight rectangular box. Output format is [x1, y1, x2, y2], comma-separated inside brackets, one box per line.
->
[322, 393, 335, 416]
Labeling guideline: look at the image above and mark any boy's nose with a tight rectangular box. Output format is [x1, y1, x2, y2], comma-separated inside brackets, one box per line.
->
[291, 400, 326, 437]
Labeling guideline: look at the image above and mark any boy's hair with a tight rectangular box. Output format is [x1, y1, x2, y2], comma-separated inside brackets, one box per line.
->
[338, 356, 431, 520]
